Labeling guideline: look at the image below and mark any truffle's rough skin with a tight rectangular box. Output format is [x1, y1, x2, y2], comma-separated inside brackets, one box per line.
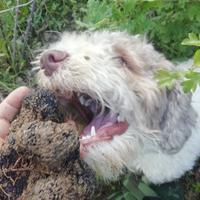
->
[0, 89, 96, 200]
[0, 146, 29, 200]
[20, 161, 96, 200]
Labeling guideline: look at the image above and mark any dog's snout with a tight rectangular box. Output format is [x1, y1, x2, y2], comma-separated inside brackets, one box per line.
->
[40, 50, 69, 76]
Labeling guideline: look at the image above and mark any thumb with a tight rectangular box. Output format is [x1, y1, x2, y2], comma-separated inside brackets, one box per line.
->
[0, 86, 30, 139]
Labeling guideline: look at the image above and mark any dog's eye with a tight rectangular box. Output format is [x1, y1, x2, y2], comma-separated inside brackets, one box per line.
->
[84, 56, 90, 60]
[112, 56, 126, 66]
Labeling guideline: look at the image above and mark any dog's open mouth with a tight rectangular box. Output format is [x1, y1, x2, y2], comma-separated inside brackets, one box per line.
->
[64, 92, 129, 146]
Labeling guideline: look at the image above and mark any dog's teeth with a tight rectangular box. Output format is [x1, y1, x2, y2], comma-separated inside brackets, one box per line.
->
[79, 96, 85, 105]
[84, 135, 91, 139]
[77, 92, 80, 97]
[85, 99, 93, 107]
[80, 135, 90, 140]
[79, 137, 83, 141]
[91, 126, 96, 136]
[117, 115, 124, 122]
[79, 96, 93, 107]
[117, 116, 120, 122]
[81, 136, 86, 140]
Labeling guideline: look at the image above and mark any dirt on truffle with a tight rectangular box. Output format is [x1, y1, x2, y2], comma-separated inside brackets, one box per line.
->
[0, 89, 96, 200]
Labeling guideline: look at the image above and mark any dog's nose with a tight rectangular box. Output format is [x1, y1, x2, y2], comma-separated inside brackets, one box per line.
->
[40, 50, 69, 76]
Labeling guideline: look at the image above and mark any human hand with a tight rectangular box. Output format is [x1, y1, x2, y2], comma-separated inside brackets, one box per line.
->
[0, 87, 30, 144]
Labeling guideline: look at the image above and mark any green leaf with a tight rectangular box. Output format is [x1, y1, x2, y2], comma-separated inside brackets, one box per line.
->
[124, 192, 137, 200]
[123, 175, 144, 200]
[115, 195, 125, 200]
[181, 71, 200, 92]
[188, 33, 198, 40]
[181, 38, 200, 47]
[181, 80, 197, 93]
[193, 49, 200, 67]
[106, 191, 123, 200]
[193, 182, 200, 192]
[155, 70, 180, 89]
[181, 33, 200, 47]
[185, 71, 200, 79]
[138, 182, 158, 197]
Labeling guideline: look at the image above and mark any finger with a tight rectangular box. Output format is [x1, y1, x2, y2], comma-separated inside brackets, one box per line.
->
[0, 86, 30, 139]
[0, 86, 30, 122]
[0, 119, 10, 139]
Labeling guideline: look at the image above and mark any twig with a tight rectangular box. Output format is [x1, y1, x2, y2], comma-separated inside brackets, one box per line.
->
[45, 30, 62, 35]
[13, 156, 22, 169]
[0, 184, 10, 198]
[12, 0, 19, 71]
[0, 0, 34, 14]
[20, 0, 36, 62]
[2, 168, 15, 185]
[22, 0, 36, 43]
[35, 23, 49, 35]
[4, 167, 33, 172]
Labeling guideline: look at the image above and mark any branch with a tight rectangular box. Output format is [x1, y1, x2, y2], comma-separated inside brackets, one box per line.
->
[12, 0, 20, 69]
[0, 0, 34, 14]
[22, 0, 36, 43]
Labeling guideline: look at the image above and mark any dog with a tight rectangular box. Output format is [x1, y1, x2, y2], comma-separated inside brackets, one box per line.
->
[33, 31, 200, 184]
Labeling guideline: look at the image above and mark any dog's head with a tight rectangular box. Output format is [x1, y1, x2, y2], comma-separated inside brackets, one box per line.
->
[34, 31, 194, 180]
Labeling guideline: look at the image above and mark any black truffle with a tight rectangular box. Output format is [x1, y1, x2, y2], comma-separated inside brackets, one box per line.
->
[0, 89, 96, 200]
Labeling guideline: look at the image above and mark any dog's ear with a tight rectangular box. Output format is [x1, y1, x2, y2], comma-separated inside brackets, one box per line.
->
[159, 84, 197, 153]
[113, 44, 142, 75]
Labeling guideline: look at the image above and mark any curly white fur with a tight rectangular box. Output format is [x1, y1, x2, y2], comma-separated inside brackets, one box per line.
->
[35, 31, 200, 184]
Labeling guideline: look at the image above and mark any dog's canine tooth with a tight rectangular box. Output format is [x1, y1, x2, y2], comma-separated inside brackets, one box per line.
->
[91, 126, 96, 136]
[77, 92, 80, 97]
[117, 115, 124, 122]
[79, 96, 85, 105]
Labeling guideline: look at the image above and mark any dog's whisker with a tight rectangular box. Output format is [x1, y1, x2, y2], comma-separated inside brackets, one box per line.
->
[30, 60, 40, 65]
[31, 66, 40, 72]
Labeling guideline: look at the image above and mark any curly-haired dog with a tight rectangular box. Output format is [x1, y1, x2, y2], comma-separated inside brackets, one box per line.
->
[34, 31, 200, 184]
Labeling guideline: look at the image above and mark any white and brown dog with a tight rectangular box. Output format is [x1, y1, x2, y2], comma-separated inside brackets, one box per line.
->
[34, 31, 200, 184]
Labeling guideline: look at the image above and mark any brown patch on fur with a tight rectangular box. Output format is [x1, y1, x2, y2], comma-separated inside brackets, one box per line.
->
[113, 45, 142, 74]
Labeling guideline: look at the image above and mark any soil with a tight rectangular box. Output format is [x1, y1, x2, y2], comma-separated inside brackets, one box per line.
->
[0, 89, 96, 200]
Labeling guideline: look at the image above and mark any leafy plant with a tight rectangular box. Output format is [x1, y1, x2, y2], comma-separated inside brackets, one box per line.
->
[98, 174, 159, 200]
[79, 0, 200, 60]
[156, 33, 200, 93]
[193, 182, 200, 193]
[181, 33, 200, 67]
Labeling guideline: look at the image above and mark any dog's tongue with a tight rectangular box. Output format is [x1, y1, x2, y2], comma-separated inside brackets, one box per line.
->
[82, 111, 128, 138]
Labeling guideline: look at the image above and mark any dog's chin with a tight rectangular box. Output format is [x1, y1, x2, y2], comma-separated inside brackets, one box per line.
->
[56, 91, 129, 157]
